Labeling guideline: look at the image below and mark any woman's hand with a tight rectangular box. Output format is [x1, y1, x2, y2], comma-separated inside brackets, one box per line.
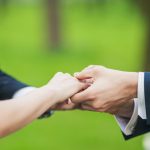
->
[46, 72, 89, 104]
[49, 78, 93, 111]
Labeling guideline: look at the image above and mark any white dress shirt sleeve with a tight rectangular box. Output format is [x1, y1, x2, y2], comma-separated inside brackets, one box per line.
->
[13, 87, 54, 119]
[138, 72, 147, 119]
[13, 87, 37, 98]
[115, 99, 138, 135]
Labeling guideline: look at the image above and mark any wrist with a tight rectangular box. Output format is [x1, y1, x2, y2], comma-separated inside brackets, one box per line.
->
[125, 72, 138, 98]
[117, 99, 134, 118]
[130, 72, 138, 98]
[39, 85, 60, 105]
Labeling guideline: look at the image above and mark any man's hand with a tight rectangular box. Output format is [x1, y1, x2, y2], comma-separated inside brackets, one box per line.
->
[71, 65, 138, 118]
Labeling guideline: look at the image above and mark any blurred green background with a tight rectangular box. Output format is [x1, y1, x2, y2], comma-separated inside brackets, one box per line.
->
[0, 0, 148, 150]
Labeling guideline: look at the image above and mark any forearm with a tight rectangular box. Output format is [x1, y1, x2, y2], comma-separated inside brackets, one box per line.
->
[0, 85, 56, 138]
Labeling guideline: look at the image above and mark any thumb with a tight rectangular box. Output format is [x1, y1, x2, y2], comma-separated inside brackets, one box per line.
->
[74, 69, 96, 80]
[74, 65, 107, 80]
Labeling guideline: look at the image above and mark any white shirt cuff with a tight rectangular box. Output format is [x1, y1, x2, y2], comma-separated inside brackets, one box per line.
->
[13, 87, 37, 98]
[115, 99, 138, 135]
[138, 72, 147, 119]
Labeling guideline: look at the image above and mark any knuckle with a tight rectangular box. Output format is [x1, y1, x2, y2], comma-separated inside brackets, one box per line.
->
[93, 65, 106, 74]
[88, 65, 97, 69]
[56, 72, 63, 75]
[92, 67, 101, 74]
[93, 66, 98, 71]
[65, 73, 71, 77]
[98, 65, 105, 69]
[91, 65, 99, 68]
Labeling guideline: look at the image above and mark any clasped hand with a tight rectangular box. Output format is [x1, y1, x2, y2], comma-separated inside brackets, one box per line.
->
[49, 65, 138, 118]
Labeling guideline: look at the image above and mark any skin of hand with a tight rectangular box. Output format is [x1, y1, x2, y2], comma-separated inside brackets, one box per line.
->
[46, 72, 89, 103]
[50, 101, 79, 111]
[0, 72, 87, 138]
[50, 77, 91, 111]
[71, 65, 138, 118]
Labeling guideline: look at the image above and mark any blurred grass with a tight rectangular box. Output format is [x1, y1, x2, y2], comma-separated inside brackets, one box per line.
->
[0, 1, 146, 150]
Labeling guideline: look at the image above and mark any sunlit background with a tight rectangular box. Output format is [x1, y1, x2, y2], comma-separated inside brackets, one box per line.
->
[0, 0, 149, 150]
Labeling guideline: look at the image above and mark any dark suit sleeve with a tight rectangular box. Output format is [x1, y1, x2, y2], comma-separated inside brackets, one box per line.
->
[0, 71, 53, 119]
[123, 117, 150, 140]
[123, 72, 150, 140]
[0, 71, 28, 100]
[144, 72, 150, 125]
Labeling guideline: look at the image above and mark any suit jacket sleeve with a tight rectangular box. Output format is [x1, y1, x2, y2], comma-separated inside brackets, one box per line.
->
[123, 116, 150, 140]
[123, 72, 150, 140]
[0, 71, 28, 100]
